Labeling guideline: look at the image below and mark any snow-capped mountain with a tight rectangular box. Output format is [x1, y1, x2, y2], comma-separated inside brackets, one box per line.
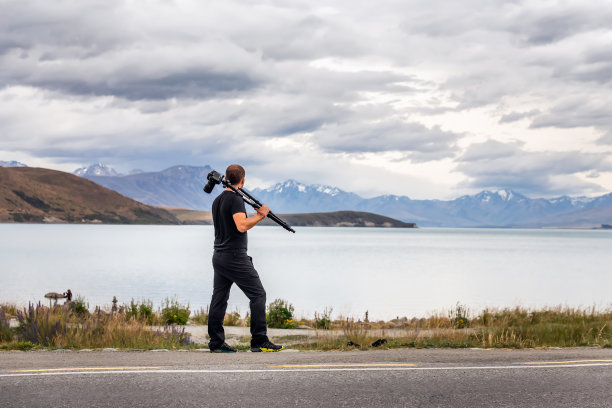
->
[252, 184, 612, 227]
[0, 160, 27, 167]
[468, 189, 526, 203]
[72, 163, 612, 227]
[79, 165, 217, 210]
[250, 180, 363, 213]
[74, 163, 121, 177]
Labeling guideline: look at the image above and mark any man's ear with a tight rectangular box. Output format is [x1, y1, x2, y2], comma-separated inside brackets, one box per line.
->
[240, 177, 245, 186]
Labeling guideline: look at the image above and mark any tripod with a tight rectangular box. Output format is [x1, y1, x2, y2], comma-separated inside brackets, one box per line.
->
[204, 170, 296, 233]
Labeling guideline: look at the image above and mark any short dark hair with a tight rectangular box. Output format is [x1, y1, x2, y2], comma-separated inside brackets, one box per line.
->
[226, 164, 245, 185]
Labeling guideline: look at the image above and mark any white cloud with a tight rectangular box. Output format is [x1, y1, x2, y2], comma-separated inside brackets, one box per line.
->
[1, 0, 612, 198]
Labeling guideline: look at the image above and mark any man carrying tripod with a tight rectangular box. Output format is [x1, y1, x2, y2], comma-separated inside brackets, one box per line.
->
[207, 164, 284, 353]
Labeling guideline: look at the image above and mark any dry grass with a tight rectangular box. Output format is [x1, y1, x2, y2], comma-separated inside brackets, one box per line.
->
[291, 305, 612, 350]
[0, 302, 196, 350]
[2, 302, 610, 351]
[0, 303, 18, 317]
[191, 306, 209, 325]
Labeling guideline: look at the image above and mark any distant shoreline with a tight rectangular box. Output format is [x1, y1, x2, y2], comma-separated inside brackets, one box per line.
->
[162, 208, 417, 228]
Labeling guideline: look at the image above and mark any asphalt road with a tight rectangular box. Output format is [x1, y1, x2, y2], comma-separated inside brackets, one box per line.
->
[1, 348, 611, 407]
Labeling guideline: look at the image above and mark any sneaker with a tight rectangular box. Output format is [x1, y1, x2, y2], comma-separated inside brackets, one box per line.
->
[210, 343, 237, 353]
[251, 340, 284, 352]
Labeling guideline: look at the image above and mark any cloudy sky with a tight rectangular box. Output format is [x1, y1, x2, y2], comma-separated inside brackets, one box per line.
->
[1, 0, 612, 199]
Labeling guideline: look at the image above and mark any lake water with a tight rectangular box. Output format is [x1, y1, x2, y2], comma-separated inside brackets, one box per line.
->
[1, 225, 610, 320]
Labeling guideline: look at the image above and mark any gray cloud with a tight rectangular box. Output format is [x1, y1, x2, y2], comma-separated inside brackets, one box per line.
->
[459, 140, 522, 162]
[507, 6, 612, 46]
[529, 97, 612, 144]
[456, 140, 611, 196]
[314, 120, 459, 160]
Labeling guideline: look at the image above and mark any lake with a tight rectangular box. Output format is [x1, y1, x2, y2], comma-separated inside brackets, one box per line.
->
[1, 224, 610, 320]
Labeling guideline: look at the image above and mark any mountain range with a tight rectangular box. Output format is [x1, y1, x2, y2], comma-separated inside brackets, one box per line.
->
[83, 164, 221, 210]
[0, 164, 415, 228]
[70, 163, 612, 228]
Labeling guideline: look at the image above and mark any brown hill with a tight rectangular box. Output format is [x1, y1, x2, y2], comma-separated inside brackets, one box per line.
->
[262, 211, 417, 228]
[164, 207, 416, 228]
[161, 207, 212, 224]
[0, 167, 178, 224]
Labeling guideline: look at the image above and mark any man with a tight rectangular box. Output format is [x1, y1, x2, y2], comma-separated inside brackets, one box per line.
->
[207, 164, 284, 353]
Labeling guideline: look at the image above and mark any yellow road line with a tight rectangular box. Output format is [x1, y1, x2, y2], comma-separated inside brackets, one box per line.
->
[514, 360, 612, 365]
[1, 366, 161, 373]
[268, 363, 417, 368]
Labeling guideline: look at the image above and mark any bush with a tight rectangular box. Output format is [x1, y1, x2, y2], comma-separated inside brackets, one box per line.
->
[314, 307, 333, 329]
[125, 299, 155, 324]
[449, 302, 470, 329]
[69, 295, 89, 317]
[266, 299, 295, 329]
[161, 298, 190, 325]
[224, 311, 241, 326]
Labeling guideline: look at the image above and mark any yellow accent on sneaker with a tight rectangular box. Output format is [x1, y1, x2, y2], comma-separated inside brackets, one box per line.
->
[259, 346, 284, 352]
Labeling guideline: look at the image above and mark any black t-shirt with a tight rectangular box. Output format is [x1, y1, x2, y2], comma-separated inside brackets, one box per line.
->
[212, 190, 248, 251]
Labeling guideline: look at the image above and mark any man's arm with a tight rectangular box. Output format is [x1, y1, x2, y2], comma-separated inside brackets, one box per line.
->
[233, 204, 270, 233]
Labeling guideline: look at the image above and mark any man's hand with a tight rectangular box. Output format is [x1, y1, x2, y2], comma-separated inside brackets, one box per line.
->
[257, 204, 270, 218]
[233, 204, 271, 232]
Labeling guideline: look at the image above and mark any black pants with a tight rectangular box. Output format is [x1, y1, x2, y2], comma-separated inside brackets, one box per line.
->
[208, 250, 268, 348]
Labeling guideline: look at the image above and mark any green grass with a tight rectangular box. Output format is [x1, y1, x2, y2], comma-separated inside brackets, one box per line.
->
[0, 341, 37, 351]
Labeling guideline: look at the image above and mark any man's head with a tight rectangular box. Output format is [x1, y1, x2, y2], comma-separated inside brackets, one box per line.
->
[226, 164, 245, 186]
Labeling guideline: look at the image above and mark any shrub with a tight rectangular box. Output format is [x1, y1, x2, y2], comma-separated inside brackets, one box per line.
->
[266, 299, 295, 329]
[449, 302, 470, 329]
[224, 311, 241, 326]
[314, 307, 333, 330]
[69, 295, 89, 317]
[125, 299, 155, 324]
[161, 298, 190, 325]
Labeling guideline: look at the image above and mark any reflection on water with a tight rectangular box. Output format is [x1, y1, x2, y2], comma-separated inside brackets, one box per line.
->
[1, 224, 611, 320]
